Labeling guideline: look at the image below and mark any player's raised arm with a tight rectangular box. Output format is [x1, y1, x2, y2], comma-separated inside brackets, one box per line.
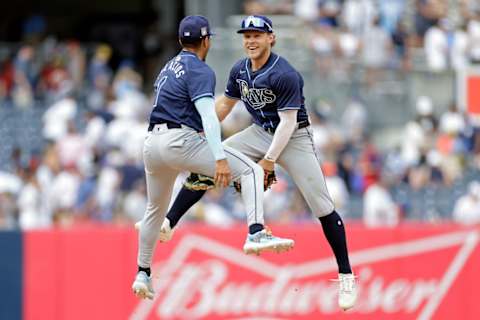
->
[215, 94, 237, 121]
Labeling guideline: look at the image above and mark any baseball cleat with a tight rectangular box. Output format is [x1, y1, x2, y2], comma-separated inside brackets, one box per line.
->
[243, 228, 294, 255]
[135, 218, 175, 243]
[334, 273, 357, 311]
[134, 221, 141, 230]
[158, 218, 175, 242]
[132, 271, 154, 300]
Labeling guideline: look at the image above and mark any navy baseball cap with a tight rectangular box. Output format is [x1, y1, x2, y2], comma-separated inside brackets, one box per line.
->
[178, 15, 214, 40]
[237, 15, 273, 34]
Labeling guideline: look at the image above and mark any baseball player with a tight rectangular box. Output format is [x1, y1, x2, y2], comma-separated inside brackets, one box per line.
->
[131, 15, 294, 300]
[147, 15, 358, 310]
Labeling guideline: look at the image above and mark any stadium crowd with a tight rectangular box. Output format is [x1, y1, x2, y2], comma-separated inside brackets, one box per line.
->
[1, 0, 480, 230]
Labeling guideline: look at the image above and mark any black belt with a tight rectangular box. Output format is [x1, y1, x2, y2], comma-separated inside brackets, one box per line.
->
[148, 121, 182, 131]
[263, 120, 310, 134]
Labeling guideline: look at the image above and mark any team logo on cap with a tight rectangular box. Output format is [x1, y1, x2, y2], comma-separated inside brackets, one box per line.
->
[201, 27, 208, 36]
[184, 31, 190, 37]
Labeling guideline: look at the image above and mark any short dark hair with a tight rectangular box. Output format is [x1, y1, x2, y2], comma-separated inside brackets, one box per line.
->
[179, 36, 207, 48]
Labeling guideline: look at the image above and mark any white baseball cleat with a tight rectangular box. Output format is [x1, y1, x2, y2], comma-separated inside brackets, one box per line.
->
[336, 273, 357, 311]
[134, 218, 175, 243]
[132, 271, 154, 300]
[158, 218, 175, 242]
[243, 228, 294, 255]
[134, 220, 142, 230]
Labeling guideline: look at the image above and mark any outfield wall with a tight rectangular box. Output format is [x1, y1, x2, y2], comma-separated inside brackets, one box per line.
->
[1, 224, 479, 320]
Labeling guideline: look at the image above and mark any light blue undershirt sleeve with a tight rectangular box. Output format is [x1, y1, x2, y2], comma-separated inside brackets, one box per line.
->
[194, 96, 226, 161]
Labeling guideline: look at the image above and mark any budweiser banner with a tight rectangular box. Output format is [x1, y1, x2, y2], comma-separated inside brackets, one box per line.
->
[24, 224, 480, 320]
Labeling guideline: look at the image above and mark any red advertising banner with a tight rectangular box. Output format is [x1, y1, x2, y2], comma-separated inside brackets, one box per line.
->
[24, 224, 480, 320]
[467, 76, 480, 115]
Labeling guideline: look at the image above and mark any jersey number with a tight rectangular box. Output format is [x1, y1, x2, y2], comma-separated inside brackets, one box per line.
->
[154, 75, 168, 106]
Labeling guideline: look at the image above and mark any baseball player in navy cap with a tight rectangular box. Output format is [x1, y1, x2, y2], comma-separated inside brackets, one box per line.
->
[131, 15, 294, 300]
[145, 14, 358, 310]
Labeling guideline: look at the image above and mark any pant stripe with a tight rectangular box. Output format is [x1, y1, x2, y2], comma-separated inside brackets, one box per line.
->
[225, 149, 258, 224]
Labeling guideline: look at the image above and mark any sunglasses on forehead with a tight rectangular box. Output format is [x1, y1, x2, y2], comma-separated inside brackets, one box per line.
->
[242, 16, 273, 32]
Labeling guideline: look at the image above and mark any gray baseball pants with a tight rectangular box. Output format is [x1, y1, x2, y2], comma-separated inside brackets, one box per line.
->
[137, 123, 265, 268]
[224, 123, 335, 217]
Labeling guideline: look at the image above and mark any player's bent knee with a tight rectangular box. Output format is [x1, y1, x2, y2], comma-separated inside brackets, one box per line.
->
[251, 163, 264, 179]
[239, 162, 263, 180]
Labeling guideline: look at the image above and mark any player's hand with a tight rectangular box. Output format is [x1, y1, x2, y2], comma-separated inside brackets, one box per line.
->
[214, 159, 232, 188]
[258, 158, 275, 172]
[258, 158, 277, 191]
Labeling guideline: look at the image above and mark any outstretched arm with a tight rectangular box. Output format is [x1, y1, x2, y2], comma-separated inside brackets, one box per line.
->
[215, 94, 237, 121]
[258, 109, 298, 172]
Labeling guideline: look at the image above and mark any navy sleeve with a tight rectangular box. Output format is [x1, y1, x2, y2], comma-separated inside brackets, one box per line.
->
[224, 64, 241, 99]
[187, 65, 216, 102]
[274, 71, 302, 111]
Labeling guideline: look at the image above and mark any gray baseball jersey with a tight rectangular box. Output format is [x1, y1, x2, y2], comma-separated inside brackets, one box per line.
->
[224, 53, 335, 217]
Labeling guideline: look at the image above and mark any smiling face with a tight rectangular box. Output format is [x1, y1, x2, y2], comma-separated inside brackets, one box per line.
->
[242, 31, 274, 61]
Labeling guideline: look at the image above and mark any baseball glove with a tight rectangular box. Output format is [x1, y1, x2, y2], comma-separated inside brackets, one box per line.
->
[263, 169, 277, 191]
[233, 170, 277, 193]
[183, 173, 215, 191]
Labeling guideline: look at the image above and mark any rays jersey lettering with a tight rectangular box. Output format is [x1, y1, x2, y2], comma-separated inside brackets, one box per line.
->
[160, 56, 185, 79]
[237, 79, 276, 110]
[225, 53, 309, 130]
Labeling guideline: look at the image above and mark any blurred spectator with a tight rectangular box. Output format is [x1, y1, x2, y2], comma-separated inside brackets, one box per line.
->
[0, 57, 14, 101]
[323, 162, 350, 214]
[401, 96, 437, 166]
[309, 103, 344, 160]
[112, 60, 143, 99]
[341, 97, 367, 141]
[360, 16, 392, 85]
[18, 167, 47, 229]
[357, 135, 381, 192]
[194, 188, 235, 226]
[0, 192, 17, 229]
[468, 16, 480, 63]
[294, 0, 319, 22]
[363, 174, 400, 227]
[436, 103, 467, 184]
[123, 180, 147, 223]
[65, 41, 86, 93]
[49, 165, 81, 224]
[42, 92, 78, 141]
[87, 44, 113, 110]
[83, 110, 107, 150]
[244, 0, 294, 15]
[95, 153, 122, 221]
[414, 0, 447, 42]
[424, 19, 449, 72]
[391, 19, 412, 70]
[342, 0, 377, 35]
[453, 181, 480, 224]
[450, 23, 470, 71]
[12, 45, 36, 108]
[317, 0, 342, 28]
[384, 145, 409, 182]
[264, 173, 292, 219]
[439, 103, 466, 137]
[38, 50, 70, 102]
[378, 0, 406, 35]
[56, 122, 90, 169]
